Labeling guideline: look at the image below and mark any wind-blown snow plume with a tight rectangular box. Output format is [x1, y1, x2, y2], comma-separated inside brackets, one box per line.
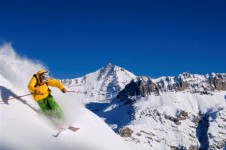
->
[0, 43, 47, 89]
[0, 43, 83, 123]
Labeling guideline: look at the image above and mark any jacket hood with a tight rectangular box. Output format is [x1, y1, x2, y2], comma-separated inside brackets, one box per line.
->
[37, 70, 47, 76]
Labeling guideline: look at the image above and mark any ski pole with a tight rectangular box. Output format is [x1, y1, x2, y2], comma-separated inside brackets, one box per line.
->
[67, 90, 84, 94]
[0, 93, 32, 102]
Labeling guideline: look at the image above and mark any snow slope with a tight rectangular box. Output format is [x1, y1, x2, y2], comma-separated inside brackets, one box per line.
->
[87, 90, 226, 149]
[0, 43, 130, 150]
[124, 92, 226, 149]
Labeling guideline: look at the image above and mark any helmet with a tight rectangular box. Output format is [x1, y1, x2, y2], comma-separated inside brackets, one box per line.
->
[40, 71, 49, 83]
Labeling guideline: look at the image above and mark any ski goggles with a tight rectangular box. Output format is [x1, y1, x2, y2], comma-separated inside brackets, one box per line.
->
[40, 72, 49, 82]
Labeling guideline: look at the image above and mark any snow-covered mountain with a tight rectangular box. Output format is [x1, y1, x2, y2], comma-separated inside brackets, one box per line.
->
[0, 44, 130, 150]
[61, 63, 136, 103]
[61, 64, 226, 149]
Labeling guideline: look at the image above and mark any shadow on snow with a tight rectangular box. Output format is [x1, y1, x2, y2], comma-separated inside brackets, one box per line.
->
[0, 86, 37, 111]
[86, 99, 134, 132]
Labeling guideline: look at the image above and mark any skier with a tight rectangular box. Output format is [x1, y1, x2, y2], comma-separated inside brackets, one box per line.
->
[27, 70, 67, 120]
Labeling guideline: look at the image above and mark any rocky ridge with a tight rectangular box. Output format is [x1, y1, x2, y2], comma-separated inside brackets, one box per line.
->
[118, 73, 226, 103]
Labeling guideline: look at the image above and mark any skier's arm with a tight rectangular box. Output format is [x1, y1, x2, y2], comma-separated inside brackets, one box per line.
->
[27, 76, 37, 94]
[47, 78, 66, 92]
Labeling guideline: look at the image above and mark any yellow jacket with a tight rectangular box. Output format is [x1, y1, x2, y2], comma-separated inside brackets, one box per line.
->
[27, 70, 65, 101]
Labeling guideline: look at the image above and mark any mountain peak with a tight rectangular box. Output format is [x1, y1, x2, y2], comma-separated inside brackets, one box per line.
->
[105, 63, 113, 68]
[98, 63, 131, 81]
[61, 63, 136, 102]
[102, 63, 114, 73]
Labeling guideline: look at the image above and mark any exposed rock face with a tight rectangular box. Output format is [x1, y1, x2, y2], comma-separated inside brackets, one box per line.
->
[208, 107, 226, 150]
[213, 74, 226, 90]
[119, 127, 134, 137]
[117, 73, 226, 102]
[97, 63, 113, 81]
[117, 77, 160, 103]
[177, 110, 189, 121]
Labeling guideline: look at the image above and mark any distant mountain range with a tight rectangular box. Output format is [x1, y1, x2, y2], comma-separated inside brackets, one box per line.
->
[62, 63, 226, 150]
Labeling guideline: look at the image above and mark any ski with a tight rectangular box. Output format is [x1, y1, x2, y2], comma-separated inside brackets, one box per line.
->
[68, 126, 80, 132]
[53, 131, 62, 137]
[53, 126, 79, 137]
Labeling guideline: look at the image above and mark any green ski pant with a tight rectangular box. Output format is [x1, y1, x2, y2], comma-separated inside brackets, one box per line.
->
[37, 95, 64, 120]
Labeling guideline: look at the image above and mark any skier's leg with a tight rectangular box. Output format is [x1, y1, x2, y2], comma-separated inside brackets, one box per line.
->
[47, 95, 64, 120]
[37, 98, 52, 117]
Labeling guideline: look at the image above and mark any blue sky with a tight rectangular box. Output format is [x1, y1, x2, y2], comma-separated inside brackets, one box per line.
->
[0, 0, 226, 79]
